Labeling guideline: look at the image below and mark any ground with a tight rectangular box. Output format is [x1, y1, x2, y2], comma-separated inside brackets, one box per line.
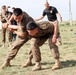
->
[0, 22, 76, 75]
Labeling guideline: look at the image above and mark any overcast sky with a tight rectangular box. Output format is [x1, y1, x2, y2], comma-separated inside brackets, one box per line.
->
[0, 0, 76, 21]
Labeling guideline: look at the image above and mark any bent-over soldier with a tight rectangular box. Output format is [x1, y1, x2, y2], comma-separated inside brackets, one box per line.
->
[22, 21, 61, 71]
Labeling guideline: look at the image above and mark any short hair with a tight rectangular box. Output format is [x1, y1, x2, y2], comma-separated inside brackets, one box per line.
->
[13, 8, 22, 16]
[26, 21, 38, 30]
[2, 5, 6, 9]
[44, 2, 49, 5]
[12, 7, 15, 9]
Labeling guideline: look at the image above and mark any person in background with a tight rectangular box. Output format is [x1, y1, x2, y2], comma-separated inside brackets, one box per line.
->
[0, 5, 12, 47]
[11, 7, 17, 40]
[35, 1, 62, 45]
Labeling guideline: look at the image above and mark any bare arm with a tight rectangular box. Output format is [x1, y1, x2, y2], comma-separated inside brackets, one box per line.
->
[8, 14, 14, 24]
[53, 23, 59, 38]
[56, 12, 62, 22]
[52, 23, 59, 44]
[8, 25, 27, 38]
[34, 15, 44, 22]
[8, 25, 19, 30]
[13, 30, 27, 38]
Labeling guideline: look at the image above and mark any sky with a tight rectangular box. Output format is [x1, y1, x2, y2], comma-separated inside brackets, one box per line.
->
[0, 0, 76, 21]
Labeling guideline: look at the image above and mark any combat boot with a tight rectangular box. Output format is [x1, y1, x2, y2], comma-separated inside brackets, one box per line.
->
[8, 42, 12, 47]
[22, 58, 32, 67]
[59, 41, 62, 45]
[52, 59, 61, 70]
[1, 43, 5, 48]
[32, 62, 41, 71]
[0, 61, 11, 69]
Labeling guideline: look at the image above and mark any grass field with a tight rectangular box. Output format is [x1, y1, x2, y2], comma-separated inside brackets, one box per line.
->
[0, 22, 76, 75]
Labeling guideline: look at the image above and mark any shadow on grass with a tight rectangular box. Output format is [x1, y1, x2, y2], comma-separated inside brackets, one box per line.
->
[61, 60, 76, 68]
[10, 63, 35, 67]
[63, 42, 74, 45]
[41, 60, 76, 70]
[2, 60, 76, 70]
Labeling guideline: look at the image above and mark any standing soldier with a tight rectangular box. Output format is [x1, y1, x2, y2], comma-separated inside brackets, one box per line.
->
[0, 5, 12, 47]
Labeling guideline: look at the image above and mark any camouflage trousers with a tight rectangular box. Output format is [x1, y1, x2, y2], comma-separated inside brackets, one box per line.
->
[28, 34, 60, 62]
[5, 34, 60, 63]
[2, 27, 12, 43]
[6, 36, 29, 61]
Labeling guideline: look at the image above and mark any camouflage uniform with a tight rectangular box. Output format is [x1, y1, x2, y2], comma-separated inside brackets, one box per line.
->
[0, 11, 12, 45]
[28, 21, 60, 62]
[6, 12, 34, 61]
[6, 20, 59, 62]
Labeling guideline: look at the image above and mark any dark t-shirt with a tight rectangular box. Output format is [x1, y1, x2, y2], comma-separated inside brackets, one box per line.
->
[43, 6, 58, 21]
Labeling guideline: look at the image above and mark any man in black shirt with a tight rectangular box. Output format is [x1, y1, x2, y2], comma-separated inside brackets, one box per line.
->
[35, 2, 62, 22]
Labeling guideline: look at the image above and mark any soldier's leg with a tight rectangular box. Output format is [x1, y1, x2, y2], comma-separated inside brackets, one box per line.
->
[22, 37, 47, 69]
[0, 37, 29, 69]
[2, 27, 6, 48]
[31, 37, 48, 71]
[48, 37, 61, 70]
[8, 30, 13, 47]
[22, 49, 33, 67]
[57, 33, 62, 45]
[13, 33, 17, 41]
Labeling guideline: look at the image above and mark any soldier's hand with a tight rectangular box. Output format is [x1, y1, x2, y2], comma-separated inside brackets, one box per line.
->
[34, 19, 39, 23]
[52, 36, 57, 44]
[8, 25, 18, 30]
[7, 28, 17, 32]
[2, 23, 8, 29]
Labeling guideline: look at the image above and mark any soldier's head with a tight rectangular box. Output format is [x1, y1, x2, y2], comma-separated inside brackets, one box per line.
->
[1, 5, 7, 12]
[26, 21, 38, 36]
[12, 7, 15, 12]
[44, 2, 50, 9]
[13, 8, 23, 23]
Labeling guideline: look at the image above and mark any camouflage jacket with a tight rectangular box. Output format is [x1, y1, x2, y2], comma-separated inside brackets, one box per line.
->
[31, 21, 54, 38]
[0, 11, 11, 23]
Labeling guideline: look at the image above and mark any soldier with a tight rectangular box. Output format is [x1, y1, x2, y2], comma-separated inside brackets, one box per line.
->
[0, 8, 35, 70]
[0, 8, 61, 71]
[22, 21, 61, 71]
[0, 5, 12, 47]
[35, 2, 62, 45]
[12, 7, 15, 11]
